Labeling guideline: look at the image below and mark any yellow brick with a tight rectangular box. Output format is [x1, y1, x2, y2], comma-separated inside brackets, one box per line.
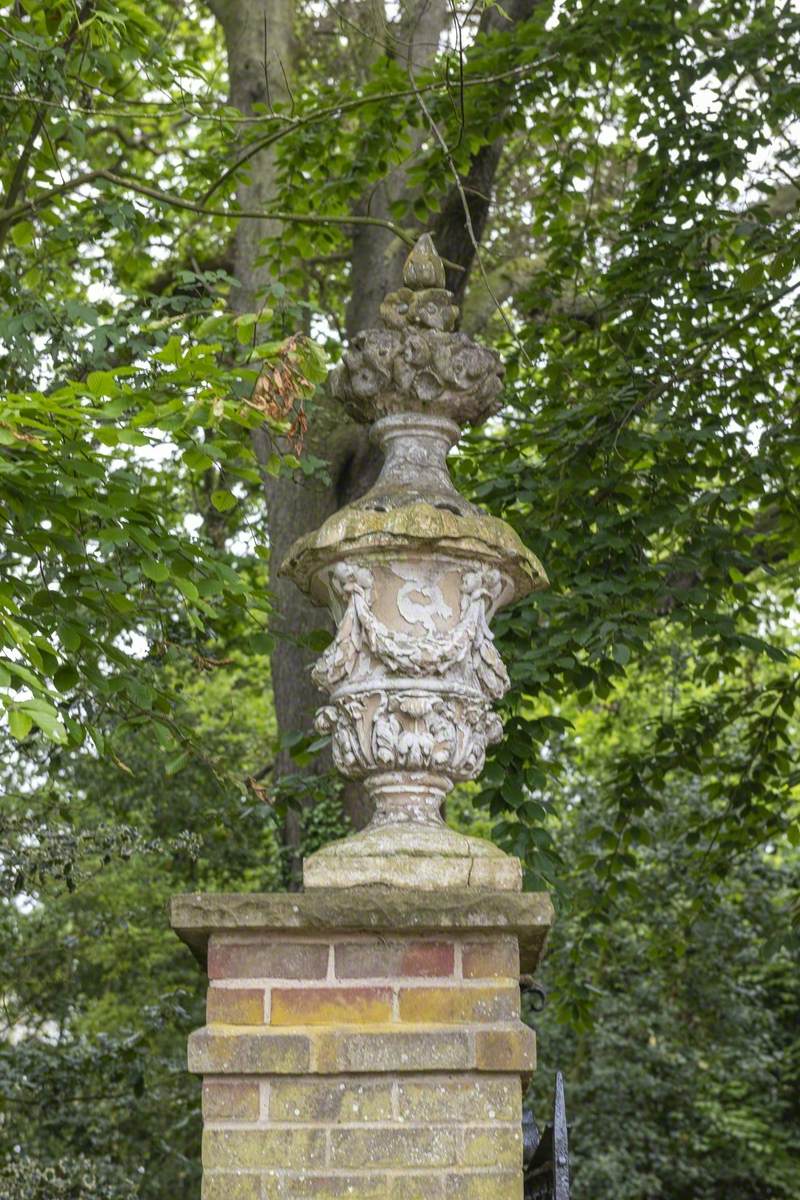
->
[263, 1176, 388, 1199]
[398, 986, 518, 1023]
[189, 1027, 310, 1075]
[397, 1076, 521, 1123]
[271, 986, 392, 1026]
[443, 1174, 523, 1199]
[207, 988, 265, 1025]
[202, 1173, 261, 1200]
[474, 1026, 536, 1073]
[389, 1176, 445, 1199]
[313, 1027, 472, 1073]
[202, 1079, 261, 1121]
[203, 1128, 325, 1170]
[330, 1126, 458, 1169]
[462, 1127, 523, 1169]
[269, 1077, 393, 1122]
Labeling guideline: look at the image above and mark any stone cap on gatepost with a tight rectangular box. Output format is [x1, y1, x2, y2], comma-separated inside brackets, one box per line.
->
[170, 887, 554, 974]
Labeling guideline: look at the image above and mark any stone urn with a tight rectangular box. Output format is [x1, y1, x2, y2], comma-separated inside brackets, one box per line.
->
[281, 234, 547, 890]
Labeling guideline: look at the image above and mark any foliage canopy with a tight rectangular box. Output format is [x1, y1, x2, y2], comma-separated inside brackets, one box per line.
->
[1, 0, 799, 1195]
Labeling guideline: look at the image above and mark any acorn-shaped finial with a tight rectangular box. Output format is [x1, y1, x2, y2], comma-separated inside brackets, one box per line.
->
[402, 233, 447, 290]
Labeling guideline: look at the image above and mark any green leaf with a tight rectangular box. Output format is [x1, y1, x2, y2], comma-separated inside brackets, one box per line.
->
[182, 447, 214, 472]
[53, 665, 80, 692]
[612, 643, 631, 666]
[8, 709, 33, 740]
[10, 220, 35, 247]
[165, 749, 190, 776]
[142, 559, 169, 582]
[21, 700, 67, 743]
[175, 577, 199, 602]
[210, 489, 237, 512]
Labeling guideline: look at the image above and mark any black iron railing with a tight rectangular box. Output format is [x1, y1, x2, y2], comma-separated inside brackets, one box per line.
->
[523, 1072, 570, 1199]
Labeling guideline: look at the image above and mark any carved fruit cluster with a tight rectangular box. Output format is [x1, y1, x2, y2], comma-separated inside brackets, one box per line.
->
[330, 328, 504, 426]
[329, 233, 504, 427]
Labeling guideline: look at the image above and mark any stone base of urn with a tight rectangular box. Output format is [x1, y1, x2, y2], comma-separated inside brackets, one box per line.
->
[171, 888, 552, 1200]
[302, 818, 522, 892]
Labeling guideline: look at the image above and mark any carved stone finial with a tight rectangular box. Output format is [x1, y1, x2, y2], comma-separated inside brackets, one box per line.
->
[402, 233, 447, 289]
[281, 235, 548, 891]
[332, 234, 499, 425]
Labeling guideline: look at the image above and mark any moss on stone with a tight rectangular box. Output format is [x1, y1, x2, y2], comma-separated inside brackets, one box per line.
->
[170, 888, 553, 973]
[280, 500, 548, 602]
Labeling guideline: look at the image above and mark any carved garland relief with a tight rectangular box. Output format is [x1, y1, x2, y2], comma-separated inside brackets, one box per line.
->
[312, 560, 509, 783]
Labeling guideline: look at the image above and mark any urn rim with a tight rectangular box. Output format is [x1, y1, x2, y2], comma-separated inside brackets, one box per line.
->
[279, 499, 549, 606]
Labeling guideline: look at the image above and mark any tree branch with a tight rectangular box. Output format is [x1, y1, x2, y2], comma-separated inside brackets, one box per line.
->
[0, 0, 95, 252]
[0, 168, 416, 243]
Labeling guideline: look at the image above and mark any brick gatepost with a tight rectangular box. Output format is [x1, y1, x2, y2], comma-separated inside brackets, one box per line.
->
[171, 235, 554, 1198]
[171, 889, 552, 1199]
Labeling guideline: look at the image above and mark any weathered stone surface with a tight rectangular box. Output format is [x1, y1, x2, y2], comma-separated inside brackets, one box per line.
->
[277, 235, 548, 890]
[303, 824, 522, 893]
[282, 502, 546, 610]
[170, 888, 553, 974]
[328, 231, 504, 430]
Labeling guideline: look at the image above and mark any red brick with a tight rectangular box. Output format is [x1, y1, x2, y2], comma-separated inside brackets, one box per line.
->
[461, 938, 519, 979]
[335, 940, 454, 979]
[208, 938, 328, 980]
[206, 987, 265, 1025]
[271, 985, 393, 1026]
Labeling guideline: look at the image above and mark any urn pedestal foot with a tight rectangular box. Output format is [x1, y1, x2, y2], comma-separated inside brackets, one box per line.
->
[303, 821, 522, 891]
